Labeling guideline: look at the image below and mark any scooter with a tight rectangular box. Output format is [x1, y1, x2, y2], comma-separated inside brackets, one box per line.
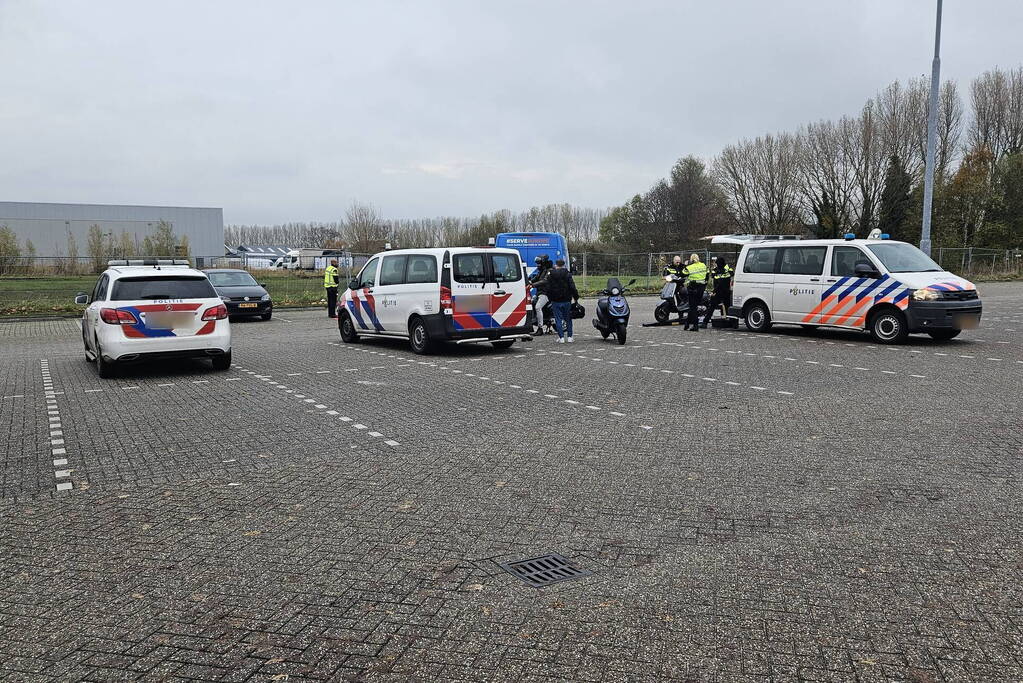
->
[653, 277, 712, 325]
[654, 277, 684, 324]
[593, 278, 635, 345]
[530, 294, 555, 335]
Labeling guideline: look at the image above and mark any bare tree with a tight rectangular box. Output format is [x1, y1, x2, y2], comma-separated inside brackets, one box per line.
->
[342, 202, 390, 254]
[714, 133, 803, 234]
[796, 120, 857, 237]
[843, 102, 888, 233]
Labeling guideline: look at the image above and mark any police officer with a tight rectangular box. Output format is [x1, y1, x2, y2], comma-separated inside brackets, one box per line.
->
[703, 257, 734, 327]
[681, 253, 708, 332]
[324, 259, 340, 318]
[662, 255, 686, 323]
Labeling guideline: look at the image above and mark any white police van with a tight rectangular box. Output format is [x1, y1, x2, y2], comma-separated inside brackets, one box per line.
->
[722, 234, 982, 343]
[76, 259, 231, 377]
[337, 247, 533, 353]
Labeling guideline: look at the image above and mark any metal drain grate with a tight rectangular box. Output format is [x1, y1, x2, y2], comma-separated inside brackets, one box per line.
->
[498, 553, 593, 588]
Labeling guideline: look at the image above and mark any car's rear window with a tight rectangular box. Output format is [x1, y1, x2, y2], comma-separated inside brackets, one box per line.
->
[111, 276, 217, 301]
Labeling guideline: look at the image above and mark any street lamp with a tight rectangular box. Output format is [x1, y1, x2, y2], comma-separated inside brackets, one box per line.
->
[920, 0, 943, 257]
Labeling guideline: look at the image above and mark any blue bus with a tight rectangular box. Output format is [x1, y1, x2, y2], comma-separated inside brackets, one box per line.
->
[494, 232, 570, 275]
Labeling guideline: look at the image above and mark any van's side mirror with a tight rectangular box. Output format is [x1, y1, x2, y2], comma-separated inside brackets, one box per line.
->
[74, 293, 89, 305]
[348, 278, 360, 290]
[259, 282, 267, 288]
[854, 263, 881, 278]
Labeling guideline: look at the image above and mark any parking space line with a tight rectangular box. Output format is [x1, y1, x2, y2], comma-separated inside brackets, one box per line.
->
[230, 364, 402, 447]
[40, 360, 73, 493]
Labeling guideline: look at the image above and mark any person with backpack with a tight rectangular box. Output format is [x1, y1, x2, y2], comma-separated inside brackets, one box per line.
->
[533, 258, 579, 343]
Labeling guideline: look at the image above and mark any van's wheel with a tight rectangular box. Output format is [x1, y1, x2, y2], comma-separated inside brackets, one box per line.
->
[491, 340, 515, 350]
[409, 317, 434, 355]
[654, 305, 670, 324]
[927, 329, 961, 341]
[869, 309, 908, 344]
[260, 310, 272, 321]
[95, 341, 116, 379]
[615, 323, 627, 345]
[744, 302, 772, 332]
[338, 313, 359, 343]
[211, 350, 232, 371]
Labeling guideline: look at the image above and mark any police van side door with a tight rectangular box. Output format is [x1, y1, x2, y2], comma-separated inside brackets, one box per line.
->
[772, 246, 826, 323]
[818, 245, 890, 328]
[373, 254, 408, 332]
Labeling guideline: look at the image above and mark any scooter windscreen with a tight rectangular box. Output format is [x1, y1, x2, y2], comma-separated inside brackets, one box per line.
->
[606, 277, 624, 295]
[660, 281, 677, 300]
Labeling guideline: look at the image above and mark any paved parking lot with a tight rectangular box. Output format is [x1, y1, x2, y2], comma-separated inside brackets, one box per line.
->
[1, 283, 1021, 681]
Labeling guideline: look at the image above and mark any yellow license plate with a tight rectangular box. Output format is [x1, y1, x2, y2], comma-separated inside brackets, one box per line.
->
[238, 303, 258, 308]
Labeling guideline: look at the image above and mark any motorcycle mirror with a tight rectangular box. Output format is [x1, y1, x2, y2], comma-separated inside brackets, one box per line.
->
[626, 279, 637, 286]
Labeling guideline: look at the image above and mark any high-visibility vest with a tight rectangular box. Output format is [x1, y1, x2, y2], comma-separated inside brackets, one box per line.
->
[683, 261, 708, 284]
[713, 265, 733, 281]
[324, 265, 339, 288]
[663, 264, 684, 279]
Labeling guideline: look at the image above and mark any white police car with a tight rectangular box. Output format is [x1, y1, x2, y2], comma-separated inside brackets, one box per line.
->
[723, 234, 982, 343]
[76, 259, 232, 377]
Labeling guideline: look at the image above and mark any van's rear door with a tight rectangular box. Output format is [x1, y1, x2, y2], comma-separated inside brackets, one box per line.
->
[449, 250, 492, 331]
[488, 251, 528, 330]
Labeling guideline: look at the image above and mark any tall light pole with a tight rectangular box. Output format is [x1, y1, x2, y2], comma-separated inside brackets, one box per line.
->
[920, 0, 943, 256]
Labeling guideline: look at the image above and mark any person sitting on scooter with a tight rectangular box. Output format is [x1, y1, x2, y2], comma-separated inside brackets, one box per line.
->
[703, 256, 734, 328]
[530, 255, 552, 335]
[663, 255, 686, 323]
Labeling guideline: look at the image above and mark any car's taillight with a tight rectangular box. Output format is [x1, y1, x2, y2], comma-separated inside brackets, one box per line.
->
[201, 304, 228, 321]
[439, 285, 452, 313]
[99, 308, 136, 325]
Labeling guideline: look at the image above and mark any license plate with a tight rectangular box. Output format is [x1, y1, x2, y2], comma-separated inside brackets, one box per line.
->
[954, 315, 980, 329]
[238, 303, 258, 309]
[145, 312, 193, 329]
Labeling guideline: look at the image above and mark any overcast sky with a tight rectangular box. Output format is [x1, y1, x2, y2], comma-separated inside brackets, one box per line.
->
[1, 1, 1021, 225]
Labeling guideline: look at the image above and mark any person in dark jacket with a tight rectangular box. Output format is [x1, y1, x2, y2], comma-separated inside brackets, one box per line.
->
[534, 258, 579, 343]
[529, 255, 552, 334]
[703, 256, 734, 326]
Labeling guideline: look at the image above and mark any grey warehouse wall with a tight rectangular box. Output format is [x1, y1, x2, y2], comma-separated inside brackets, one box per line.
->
[0, 202, 224, 257]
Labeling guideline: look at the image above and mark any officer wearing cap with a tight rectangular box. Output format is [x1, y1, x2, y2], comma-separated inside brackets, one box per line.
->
[681, 253, 708, 332]
[324, 259, 340, 318]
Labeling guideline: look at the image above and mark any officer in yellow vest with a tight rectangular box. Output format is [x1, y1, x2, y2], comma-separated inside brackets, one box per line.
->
[681, 253, 708, 332]
[324, 259, 340, 318]
[703, 257, 734, 327]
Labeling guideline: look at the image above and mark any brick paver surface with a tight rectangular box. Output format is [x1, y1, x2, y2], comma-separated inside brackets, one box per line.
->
[1, 283, 1021, 681]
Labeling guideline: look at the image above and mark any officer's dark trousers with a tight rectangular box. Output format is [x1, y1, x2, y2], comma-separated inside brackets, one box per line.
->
[326, 287, 338, 318]
[686, 284, 705, 329]
[704, 287, 731, 324]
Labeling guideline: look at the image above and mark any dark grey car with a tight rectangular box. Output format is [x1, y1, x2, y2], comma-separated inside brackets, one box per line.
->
[205, 269, 273, 320]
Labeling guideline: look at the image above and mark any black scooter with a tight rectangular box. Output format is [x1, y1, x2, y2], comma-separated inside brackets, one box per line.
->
[529, 294, 555, 335]
[592, 278, 635, 345]
[653, 278, 712, 325]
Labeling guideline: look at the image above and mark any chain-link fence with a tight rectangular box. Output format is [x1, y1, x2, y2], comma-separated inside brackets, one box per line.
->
[2, 248, 1021, 316]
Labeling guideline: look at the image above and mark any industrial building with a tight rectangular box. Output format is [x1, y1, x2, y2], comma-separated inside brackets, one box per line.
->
[0, 201, 224, 263]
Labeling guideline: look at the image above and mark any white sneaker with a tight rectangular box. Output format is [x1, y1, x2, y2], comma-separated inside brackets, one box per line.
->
[566, 336, 574, 343]
[557, 337, 565, 343]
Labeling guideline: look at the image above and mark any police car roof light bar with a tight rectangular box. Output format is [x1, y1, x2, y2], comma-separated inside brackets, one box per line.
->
[843, 233, 856, 240]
